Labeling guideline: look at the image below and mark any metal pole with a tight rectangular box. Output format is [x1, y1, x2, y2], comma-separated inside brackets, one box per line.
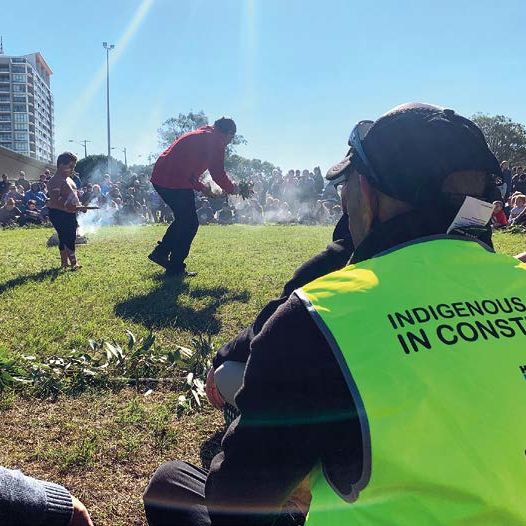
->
[103, 42, 114, 174]
[123, 147, 127, 170]
[68, 139, 90, 158]
[106, 46, 111, 174]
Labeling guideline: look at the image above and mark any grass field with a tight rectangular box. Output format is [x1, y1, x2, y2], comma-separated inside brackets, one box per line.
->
[0, 225, 525, 525]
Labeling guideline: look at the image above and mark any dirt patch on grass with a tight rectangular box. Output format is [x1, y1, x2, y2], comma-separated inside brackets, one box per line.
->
[0, 390, 224, 526]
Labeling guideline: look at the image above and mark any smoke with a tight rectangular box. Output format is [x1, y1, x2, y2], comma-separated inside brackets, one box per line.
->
[77, 205, 117, 235]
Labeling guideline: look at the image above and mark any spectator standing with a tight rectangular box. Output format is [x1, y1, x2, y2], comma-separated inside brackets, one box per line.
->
[100, 174, 111, 195]
[500, 160, 512, 200]
[0, 174, 9, 197]
[16, 171, 30, 192]
[313, 166, 325, 195]
[72, 171, 82, 190]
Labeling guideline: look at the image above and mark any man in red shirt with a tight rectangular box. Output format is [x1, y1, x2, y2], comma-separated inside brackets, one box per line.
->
[149, 117, 238, 276]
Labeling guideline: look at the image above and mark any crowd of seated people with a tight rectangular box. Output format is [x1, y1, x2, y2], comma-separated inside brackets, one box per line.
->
[196, 167, 342, 225]
[7, 161, 526, 231]
[491, 161, 526, 228]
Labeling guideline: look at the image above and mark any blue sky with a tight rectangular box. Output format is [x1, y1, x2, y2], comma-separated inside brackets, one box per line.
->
[2, 0, 526, 172]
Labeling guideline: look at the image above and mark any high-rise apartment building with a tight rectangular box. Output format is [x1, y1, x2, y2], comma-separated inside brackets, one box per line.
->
[0, 46, 54, 164]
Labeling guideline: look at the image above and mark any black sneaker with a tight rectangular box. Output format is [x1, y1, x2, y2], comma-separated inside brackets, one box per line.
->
[148, 245, 170, 269]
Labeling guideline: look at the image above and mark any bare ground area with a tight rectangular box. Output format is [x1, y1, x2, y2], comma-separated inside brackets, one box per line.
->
[0, 390, 224, 526]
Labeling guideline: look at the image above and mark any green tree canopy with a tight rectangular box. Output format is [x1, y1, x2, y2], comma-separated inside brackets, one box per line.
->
[157, 111, 247, 158]
[472, 113, 526, 165]
[75, 155, 126, 183]
[225, 155, 276, 180]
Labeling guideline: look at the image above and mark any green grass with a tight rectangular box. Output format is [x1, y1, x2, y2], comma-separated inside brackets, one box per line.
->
[0, 224, 332, 359]
[0, 226, 524, 360]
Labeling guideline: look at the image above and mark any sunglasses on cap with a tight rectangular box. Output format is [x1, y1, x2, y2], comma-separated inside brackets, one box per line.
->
[332, 120, 376, 188]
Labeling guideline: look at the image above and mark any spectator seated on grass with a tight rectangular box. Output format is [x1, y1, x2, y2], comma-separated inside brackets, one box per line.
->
[3, 184, 22, 206]
[509, 194, 526, 224]
[216, 204, 234, 225]
[491, 201, 508, 228]
[79, 183, 94, 205]
[512, 171, 526, 195]
[24, 183, 48, 209]
[0, 198, 21, 226]
[197, 198, 216, 224]
[19, 200, 44, 226]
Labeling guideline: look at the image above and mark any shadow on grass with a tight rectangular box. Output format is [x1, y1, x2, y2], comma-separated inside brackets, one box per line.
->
[200, 430, 225, 470]
[114, 278, 250, 334]
[0, 268, 61, 295]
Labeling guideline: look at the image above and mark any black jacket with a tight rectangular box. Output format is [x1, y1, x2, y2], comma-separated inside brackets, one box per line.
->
[206, 211, 493, 526]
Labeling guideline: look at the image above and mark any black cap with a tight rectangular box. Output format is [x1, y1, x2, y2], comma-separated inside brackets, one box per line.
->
[327, 103, 500, 206]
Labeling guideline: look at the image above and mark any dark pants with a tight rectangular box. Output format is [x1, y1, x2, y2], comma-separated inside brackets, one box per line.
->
[144, 461, 210, 526]
[154, 185, 199, 272]
[48, 208, 77, 251]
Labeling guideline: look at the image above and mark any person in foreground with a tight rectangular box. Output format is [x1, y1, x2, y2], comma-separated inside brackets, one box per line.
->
[144, 103, 526, 525]
[0, 465, 93, 525]
[148, 117, 239, 277]
[47, 152, 87, 270]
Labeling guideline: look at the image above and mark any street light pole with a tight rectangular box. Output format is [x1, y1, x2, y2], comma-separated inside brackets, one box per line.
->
[103, 42, 115, 174]
[112, 146, 128, 171]
[68, 139, 91, 158]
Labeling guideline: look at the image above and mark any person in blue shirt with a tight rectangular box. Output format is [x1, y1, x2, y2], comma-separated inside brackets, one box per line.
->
[72, 172, 82, 191]
[23, 183, 48, 209]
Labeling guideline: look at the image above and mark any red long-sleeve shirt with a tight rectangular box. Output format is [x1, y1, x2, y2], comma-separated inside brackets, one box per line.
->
[150, 126, 235, 193]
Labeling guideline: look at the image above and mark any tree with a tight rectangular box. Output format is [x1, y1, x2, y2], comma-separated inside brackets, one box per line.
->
[225, 155, 276, 180]
[155, 111, 280, 182]
[158, 111, 209, 148]
[75, 155, 126, 183]
[157, 110, 246, 158]
[472, 113, 526, 165]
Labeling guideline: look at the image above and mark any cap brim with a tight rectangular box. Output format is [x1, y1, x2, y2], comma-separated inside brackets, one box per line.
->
[326, 150, 355, 181]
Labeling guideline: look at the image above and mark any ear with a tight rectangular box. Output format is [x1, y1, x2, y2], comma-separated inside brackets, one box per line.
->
[359, 174, 378, 219]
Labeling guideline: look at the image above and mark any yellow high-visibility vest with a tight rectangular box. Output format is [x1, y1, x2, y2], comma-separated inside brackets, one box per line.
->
[297, 238, 526, 525]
